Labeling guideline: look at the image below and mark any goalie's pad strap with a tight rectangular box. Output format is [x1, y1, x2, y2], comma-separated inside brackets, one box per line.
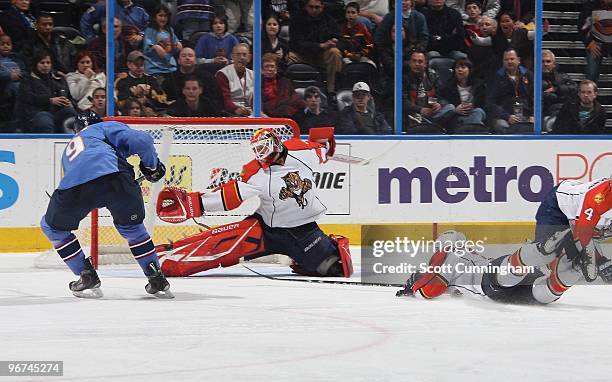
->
[156, 218, 265, 277]
[330, 234, 353, 277]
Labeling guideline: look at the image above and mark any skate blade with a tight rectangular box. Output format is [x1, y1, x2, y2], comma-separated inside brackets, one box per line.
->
[72, 287, 104, 299]
[152, 290, 174, 299]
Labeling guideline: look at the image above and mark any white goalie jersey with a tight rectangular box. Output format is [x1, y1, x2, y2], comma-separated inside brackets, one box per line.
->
[200, 138, 328, 228]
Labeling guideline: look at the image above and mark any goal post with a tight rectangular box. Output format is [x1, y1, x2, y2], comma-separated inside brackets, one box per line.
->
[84, 117, 300, 268]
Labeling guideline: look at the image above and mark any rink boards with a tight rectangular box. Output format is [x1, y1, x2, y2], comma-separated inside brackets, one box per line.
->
[0, 137, 609, 251]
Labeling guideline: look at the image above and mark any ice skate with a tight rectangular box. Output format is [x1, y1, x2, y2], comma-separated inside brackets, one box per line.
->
[145, 262, 174, 299]
[69, 258, 103, 298]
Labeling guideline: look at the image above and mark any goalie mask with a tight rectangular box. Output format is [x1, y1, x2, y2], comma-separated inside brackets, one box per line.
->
[250, 128, 283, 164]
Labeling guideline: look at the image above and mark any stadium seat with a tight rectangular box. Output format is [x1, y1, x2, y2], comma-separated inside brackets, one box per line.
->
[335, 89, 352, 111]
[428, 57, 455, 85]
[285, 64, 324, 90]
[340, 62, 377, 90]
[35, 1, 74, 27]
[188, 31, 209, 49]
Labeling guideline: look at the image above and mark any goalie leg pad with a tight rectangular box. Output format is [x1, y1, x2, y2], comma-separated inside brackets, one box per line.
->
[330, 234, 353, 277]
[156, 218, 265, 277]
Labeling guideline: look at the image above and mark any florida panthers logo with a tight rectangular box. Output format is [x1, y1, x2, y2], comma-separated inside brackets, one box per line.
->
[279, 171, 312, 209]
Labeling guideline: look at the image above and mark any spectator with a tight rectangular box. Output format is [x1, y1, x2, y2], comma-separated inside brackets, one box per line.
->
[22, 13, 77, 74]
[15, 50, 76, 133]
[215, 43, 253, 116]
[439, 58, 488, 131]
[336, 81, 391, 134]
[579, 0, 612, 82]
[121, 96, 154, 116]
[291, 86, 336, 133]
[88, 17, 131, 73]
[404, 51, 455, 130]
[143, 4, 182, 76]
[0, 0, 36, 53]
[541, 49, 577, 132]
[0, 34, 25, 100]
[162, 47, 222, 105]
[0, 33, 24, 132]
[288, 0, 343, 95]
[469, 12, 534, 71]
[115, 50, 168, 115]
[376, 0, 427, 73]
[262, 14, 289, 71]
[486, 48, 534, 134]
[224, 0, 253, 33]
[352, 0, 389, 30]
[167, 75, 223, 116]
[552, 80, 607, 134]
[263, 0, 300, 24]
[499, 0, 533, 25]
[80, 0, 149, 44]
[174, 0, 217, 41]
[463, 0, 482, 48]
[195, 15, 239, 72]
[447, 0, 500, 21]
[66, 51, 107, 111]
[422, 0, 467, 60]
[339, 2, 375, 67]
[88, 87, 107, 117]
[261, 53, 305, 117]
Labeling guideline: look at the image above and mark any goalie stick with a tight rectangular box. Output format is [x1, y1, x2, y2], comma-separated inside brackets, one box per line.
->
[329, 141, 402, 166]
[242, 265, 403, 287]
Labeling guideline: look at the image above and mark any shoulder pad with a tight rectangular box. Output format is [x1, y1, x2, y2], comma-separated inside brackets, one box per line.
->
[240, 159, 262, 182]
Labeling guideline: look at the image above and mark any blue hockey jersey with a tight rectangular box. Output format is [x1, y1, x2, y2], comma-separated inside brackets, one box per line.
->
[59, 121, 159, 190]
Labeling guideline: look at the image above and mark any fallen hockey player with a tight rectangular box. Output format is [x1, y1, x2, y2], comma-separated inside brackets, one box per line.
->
[397, 177, 611, 304]
[154, 127, 353, 278]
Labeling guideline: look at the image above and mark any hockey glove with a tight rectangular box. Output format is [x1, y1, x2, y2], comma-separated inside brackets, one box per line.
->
[157, 187, 203, 223]
[140, 160, 166, 183]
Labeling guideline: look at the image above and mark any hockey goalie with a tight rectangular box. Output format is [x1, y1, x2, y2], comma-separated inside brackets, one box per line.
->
[154, 127, 353, 278]
[397, 177, 611, 304]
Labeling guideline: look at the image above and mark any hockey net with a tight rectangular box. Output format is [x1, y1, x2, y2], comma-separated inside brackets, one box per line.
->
[35, 117, 300, 269]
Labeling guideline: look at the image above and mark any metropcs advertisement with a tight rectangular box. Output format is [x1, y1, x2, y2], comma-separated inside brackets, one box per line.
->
[0, 138, 609, 250]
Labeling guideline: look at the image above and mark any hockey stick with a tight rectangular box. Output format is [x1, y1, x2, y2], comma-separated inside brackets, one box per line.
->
[329, 141, 402, 166]
[241, 265, 404, 287]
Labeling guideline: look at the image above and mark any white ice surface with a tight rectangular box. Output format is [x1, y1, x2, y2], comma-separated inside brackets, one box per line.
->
[1, 252, 611, 382]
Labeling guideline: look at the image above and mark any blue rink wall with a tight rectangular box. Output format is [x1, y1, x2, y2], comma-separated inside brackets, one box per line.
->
[0, 135, 609, 251]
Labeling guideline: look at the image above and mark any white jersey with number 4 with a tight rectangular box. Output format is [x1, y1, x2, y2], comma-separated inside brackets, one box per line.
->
[201, 138, 328, 228]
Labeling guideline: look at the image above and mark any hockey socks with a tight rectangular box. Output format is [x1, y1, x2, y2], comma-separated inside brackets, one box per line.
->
[55, 234, 86, 275]
[129, 236, 161, 274]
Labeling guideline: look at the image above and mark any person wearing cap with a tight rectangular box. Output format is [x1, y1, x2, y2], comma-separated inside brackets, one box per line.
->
[291, 86, 336, 134]
[336, 82, 391, 135]
[116, 50, 168, 115]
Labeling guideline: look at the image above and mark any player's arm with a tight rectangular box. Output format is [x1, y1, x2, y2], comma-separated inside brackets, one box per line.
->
[157, 180, 261, 223]
[104, 123, 165, 181]
[573, 182, 611, 247]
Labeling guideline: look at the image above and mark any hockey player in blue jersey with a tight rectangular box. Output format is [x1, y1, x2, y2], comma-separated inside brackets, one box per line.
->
[40, 110, 172, 298]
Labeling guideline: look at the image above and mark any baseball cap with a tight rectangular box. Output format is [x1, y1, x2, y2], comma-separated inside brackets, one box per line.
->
[127, 50, 145, 62]
[352, 82, 370, 93]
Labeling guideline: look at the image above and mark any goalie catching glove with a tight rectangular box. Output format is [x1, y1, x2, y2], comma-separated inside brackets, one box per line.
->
[140, 159, 166, 183]
[157, 187, 203, 223]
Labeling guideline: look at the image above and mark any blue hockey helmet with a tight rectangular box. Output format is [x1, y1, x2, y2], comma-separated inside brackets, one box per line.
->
[73, 110, 103, 132]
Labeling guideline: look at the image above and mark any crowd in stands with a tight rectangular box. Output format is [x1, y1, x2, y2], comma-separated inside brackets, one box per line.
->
[0, 0, 607, 134]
